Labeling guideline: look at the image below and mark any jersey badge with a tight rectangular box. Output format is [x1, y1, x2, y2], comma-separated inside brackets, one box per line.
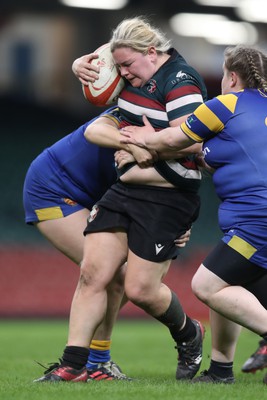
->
[147, 79, 157, 94]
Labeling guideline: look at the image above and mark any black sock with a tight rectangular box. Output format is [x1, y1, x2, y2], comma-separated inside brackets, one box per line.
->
[174, 315, 197, 344]
[62, 346, 89, 370]
[208, 359, 233, 378]
[154, 291, 195, 344]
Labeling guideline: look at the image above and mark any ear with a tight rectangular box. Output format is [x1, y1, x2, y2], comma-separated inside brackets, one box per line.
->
[147, 46, 157, 61]
[230, 71, 238, 88]
[147, 46, 156, 55]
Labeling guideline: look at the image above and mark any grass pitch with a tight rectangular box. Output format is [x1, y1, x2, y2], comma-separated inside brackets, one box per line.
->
[0, 319, 265, 400]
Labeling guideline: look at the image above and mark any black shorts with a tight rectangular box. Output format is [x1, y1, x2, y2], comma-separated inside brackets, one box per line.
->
[203, 240, 267, 307]
[84, 181, 200, 262]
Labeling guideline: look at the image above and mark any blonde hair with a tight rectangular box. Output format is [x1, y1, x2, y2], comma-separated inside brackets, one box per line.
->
[224, 45, 267, 92]
[109, 16, 171, 54]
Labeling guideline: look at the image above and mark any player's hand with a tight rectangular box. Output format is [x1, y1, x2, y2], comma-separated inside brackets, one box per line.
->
[120, 115, 155, 147]
[72, 53, 100, 85]
[129, 145, 158, 168]
[174, 229, 191, 248]
[114, 150, 135, 169]
[194, 151, 215, 174]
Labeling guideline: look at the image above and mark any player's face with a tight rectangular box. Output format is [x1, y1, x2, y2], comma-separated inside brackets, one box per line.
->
[113, 47, 157, 87]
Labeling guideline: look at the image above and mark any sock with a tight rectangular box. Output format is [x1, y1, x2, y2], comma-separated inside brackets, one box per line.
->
[174, 315, 197, 344]
[208, 359, 234, 378]
[154, 291, 196, 344]
[86, 340, 111, 369]
[62, 346, 89, 370]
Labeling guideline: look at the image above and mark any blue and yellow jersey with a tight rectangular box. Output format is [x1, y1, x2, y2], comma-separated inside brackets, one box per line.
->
[23, 107, 120, 223]
[181, 89, 267, 207]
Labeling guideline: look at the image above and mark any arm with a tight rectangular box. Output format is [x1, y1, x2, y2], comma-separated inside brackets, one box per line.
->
[121, 126, 195, 152]
[158, 143, 202, 159]
[120, 115, 197, 152]
[157, 113, 202, 157]
[84, 116, 158, 167]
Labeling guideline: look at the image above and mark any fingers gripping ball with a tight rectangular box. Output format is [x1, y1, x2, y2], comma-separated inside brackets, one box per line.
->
[82, 43, 125, 107]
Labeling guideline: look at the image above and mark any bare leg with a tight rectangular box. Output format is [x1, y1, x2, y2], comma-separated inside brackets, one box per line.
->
[67, 230, 128, 347]
[37, 210, 126, 341]
[124, 249, 172, 315]
[125, 250, 204, 381]
[210, 309, 242, 362]
[192, 264, 267, 335]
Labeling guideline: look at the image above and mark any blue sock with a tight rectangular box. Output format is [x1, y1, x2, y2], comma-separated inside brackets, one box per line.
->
[86, 349, 111, 369]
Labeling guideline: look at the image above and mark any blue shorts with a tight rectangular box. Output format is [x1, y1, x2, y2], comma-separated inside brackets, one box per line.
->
[24, 152, 98, 224]
[219, 206, 267, 269]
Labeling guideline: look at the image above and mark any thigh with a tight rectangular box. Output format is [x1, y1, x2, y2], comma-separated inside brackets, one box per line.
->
[37, 208, 89, 264]
[125, 249, 171, 292]
[81, 230, 128, 285]
[192, 263, 229, 296]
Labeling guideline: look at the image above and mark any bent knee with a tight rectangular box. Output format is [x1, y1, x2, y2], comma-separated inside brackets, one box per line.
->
[191, 269, 211, 303]
[125, 283, 151, 306]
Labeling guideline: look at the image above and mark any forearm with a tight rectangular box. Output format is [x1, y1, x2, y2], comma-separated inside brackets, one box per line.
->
[85, 121, 156, 167]
[145, 127, 195, 152]
[85, 123, 128, 150]
[158, 143, 202, 159]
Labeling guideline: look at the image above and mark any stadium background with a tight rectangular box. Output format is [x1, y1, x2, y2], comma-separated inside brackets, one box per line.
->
[0, 0, 266, 320]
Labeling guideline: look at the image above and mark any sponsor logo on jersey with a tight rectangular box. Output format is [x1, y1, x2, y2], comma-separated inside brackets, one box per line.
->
[176, 70, 191, 81]
[155, 243, 165, 255]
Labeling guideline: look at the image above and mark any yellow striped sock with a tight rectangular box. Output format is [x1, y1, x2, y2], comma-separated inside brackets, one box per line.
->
[90, 340, 111, 351]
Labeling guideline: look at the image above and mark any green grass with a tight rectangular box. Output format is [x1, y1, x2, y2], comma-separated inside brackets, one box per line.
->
[0, 319, 265, 400]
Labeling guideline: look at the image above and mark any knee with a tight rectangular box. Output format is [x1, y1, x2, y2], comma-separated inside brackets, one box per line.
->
[125, 282, 151, 307]
[79, 259, 105, 291]
[191, 272, 210, 304]
[78, 263, 95, 289]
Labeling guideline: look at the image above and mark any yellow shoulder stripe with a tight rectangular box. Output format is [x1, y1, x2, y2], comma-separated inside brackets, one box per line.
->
[217, 93, 239, 113]
[195, 104, 224, 133]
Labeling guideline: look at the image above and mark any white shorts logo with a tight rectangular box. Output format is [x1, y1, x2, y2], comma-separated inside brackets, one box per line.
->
[155, 243, 165, 255]
[88, 205, 99, 223]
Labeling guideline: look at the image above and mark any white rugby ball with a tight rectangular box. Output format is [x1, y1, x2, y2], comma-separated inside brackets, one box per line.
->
[82, 43, 125, 107]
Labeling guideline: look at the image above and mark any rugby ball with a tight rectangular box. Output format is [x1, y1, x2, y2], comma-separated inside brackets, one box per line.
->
[82, 43, 125, 107]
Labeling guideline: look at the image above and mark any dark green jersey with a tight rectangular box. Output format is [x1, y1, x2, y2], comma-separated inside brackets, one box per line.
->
[118, 48, 207, 191]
